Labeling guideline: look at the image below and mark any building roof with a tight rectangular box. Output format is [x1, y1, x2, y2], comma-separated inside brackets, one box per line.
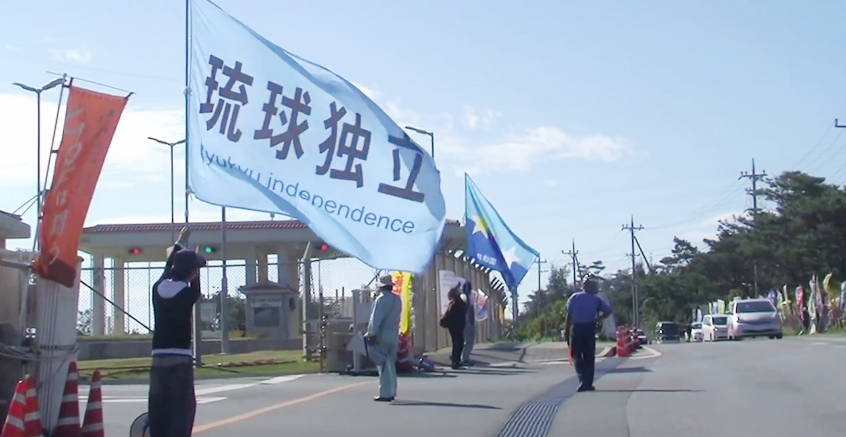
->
[83, 218, 462, 234]
[0, 210, 30, 239]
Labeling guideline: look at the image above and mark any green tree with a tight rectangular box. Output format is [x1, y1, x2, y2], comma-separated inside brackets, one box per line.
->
[516, 171, 846, 335]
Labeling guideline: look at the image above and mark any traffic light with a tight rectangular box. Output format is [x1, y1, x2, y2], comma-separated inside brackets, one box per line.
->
[128, 247, 142, 255]
[319, 243, 329, 251]
[202, 246, 217, 254]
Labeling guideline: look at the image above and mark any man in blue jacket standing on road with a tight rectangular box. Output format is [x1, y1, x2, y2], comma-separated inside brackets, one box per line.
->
[565, 275, 613, 392]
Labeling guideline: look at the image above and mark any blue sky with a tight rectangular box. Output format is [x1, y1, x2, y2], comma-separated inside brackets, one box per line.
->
[3, 0, 846, 312]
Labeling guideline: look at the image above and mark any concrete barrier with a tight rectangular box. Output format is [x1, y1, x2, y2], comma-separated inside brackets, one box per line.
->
[78, 337, 302, 361]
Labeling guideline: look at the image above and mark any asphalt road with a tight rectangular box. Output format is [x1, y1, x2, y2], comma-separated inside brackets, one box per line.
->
[90, 338, 846, 436]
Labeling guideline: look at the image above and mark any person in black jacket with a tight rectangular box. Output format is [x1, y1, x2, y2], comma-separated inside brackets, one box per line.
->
[440, 285, 468, 369]
[147, 227, 206, 437]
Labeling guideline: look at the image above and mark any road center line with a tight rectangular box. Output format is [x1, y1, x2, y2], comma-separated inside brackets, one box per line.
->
[192, 382, 367, 434]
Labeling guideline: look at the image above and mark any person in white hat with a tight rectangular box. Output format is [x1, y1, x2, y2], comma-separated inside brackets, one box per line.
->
[365, 275, 402, 401]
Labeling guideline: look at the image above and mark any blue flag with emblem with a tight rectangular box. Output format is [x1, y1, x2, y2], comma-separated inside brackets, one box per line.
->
[186, 0, 447, 274]
[464, 174, 538, 290]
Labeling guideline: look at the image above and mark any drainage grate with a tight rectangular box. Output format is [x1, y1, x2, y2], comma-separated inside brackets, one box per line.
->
[495, 358, 623, 437]
[496, 401, 561, 437]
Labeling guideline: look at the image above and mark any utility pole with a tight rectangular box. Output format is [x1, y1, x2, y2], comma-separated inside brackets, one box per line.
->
[739, 159, 766, 296]
[622, 217, 644, 328]
[535, 258, 548, 318]
[562, 239, 579, 290]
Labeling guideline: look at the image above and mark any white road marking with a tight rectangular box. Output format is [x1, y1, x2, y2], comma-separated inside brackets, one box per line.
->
[630, 346, 662, 360]
[76, 374, 306, 404]
[260, 375, 305, 385]
[197, 397, 227, 404]
[195, 383, 255, 396]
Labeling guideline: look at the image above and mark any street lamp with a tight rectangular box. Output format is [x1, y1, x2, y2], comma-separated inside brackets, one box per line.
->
[404, 126, 435, 159]
[147, 137, 185, 243]
[13, 78, 66, 235]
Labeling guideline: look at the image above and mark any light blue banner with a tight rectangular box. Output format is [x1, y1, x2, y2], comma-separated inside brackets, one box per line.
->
[187, 0, 446, 274]
[464, 174, 538, 290]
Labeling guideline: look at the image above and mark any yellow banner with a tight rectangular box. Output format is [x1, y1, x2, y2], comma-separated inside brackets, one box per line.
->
[391, 271, 413, 335]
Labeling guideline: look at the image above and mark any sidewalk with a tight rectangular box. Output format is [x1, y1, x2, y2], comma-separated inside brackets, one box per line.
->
[426, 341, 616, 368]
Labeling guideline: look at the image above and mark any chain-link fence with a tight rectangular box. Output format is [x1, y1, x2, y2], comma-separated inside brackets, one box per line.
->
[77, 256, 381, 337]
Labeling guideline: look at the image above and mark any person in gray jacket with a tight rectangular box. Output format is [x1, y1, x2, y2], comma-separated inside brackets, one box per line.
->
[461, 282, 476, 366]
[365, 275, 402, 402]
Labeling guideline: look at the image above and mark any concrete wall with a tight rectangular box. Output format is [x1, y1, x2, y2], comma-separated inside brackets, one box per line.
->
[78, 337, 302, 361]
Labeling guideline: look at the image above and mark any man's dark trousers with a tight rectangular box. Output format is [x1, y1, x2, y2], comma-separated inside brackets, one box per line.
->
[570, 322, 597, 387]
[148, 354, 196, 436]
[448, 328, 465, 368]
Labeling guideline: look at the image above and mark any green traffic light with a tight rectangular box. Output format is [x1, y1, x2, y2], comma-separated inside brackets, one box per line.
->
[203, 246, 213, 253]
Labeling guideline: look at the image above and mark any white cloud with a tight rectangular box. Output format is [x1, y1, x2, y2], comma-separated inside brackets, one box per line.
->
[0, 93, 183, 189]
[49, 47, 93, 63]
[439, 127, 632, 173]
[351, 83, 379, 100]
[452, 166, 482, 178]
[4, 45, 21, 52]
[462, 105, 502, 130]
[543, 179, 558, 187]
[377, 98, 632, 173]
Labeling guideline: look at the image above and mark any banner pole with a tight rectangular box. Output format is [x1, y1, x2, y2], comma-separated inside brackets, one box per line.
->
[220, 207, 230, 354]
[185, 0, 203, 367]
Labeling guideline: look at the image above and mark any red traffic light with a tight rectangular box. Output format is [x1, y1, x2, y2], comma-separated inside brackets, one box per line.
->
[129, 247, 142, 255]
[319, 243, 328, 251]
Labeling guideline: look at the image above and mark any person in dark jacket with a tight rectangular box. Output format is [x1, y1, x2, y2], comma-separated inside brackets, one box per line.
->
[148, 227, 206, 437]
[441, 285, 468, 369]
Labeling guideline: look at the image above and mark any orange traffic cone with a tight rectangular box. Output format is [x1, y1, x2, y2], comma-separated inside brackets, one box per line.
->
[53, 362, 81, 437]
[0, 379, 28, 437]
[80, 371, 103, 437]
[22, 376, 43, 437]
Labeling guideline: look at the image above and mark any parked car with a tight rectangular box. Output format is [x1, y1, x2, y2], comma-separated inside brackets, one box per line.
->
[690, 322, 704, 342]
[635, 328, 648, 345]
[701, 314, 729, 341]
[727, 298, 783, 340]
[655, 321, 681, 343]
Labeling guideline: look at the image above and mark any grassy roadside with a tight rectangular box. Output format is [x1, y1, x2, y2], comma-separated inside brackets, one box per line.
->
[78, 350, 320, 381]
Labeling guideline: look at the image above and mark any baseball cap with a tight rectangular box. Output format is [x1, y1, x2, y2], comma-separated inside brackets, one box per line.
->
[172, 248, 207, 273]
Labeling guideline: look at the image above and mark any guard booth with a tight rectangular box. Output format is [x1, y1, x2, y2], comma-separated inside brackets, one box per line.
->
[240, 281, 298, 340]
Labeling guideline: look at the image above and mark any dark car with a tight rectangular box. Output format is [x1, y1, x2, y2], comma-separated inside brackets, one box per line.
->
[635, 328, 648, 345]
[655, 321, 680, 343]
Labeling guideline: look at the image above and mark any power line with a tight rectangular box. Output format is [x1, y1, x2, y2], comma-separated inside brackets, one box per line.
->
[562, 239, 579, 289]
[790, 124, 836, 171]
[622, 216, 644, 327]
[739, 158, 766, 295]
[739, 158, 766, 216]
[632, 234, 653, 273]
[646, 179, 745, 230]
[534, 258, 548, 318]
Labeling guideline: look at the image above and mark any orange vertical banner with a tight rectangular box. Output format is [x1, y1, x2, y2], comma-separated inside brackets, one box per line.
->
[34, 85, 129, 287]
